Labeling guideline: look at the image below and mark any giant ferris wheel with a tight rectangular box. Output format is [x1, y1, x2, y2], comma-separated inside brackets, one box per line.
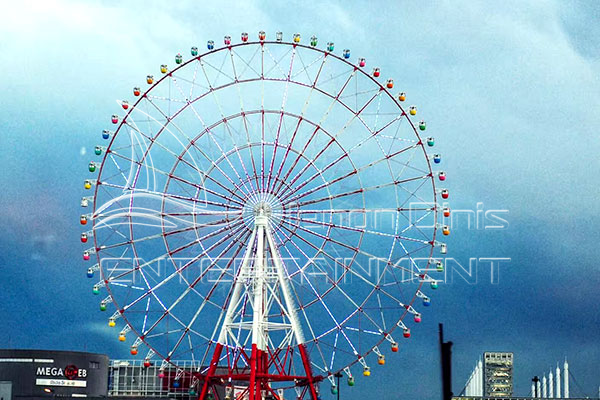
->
[80, 31, 451, 399]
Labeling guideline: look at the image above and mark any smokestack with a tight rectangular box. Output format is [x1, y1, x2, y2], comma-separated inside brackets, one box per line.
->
[439, 324, 453, 400]
[556, 364, 561, 398]
[543, 375, 547, 398]
[549, 371, 554, 398]
[563, 359, 569, 398]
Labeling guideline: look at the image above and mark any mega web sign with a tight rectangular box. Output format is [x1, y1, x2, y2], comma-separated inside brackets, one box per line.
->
[36, 364, 88, 387]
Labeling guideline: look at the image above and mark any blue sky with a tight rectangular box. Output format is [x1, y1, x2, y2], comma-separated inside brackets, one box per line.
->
[0, 0, 599, 398]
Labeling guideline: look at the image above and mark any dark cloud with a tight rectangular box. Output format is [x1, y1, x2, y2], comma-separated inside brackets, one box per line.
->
[559, 1, 600, 60]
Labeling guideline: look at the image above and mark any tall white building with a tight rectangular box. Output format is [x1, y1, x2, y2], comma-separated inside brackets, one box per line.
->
[483, 352, 514, 397]
[465, 352, 514, 397]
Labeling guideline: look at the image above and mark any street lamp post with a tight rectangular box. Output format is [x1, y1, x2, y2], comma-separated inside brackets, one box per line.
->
[334, 371, 343, 400]
[533, 376, 540, 398]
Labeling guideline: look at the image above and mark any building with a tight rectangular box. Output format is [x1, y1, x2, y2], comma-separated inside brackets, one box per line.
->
[464, 352, 514, 397]
[109, 359, 200, 397]
[0, 350, 240, 400]
[0, 349, 109, 400]
[483, 352, 514, 397]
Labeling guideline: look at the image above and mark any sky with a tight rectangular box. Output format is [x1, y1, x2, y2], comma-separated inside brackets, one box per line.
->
[0, 0, 599, 398]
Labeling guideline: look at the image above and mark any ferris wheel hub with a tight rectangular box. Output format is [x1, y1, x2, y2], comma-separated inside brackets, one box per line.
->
[253, 201, 272, 217]
[242, 192, 284, 228]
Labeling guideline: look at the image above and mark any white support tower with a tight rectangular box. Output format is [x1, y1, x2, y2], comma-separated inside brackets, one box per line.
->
[477, 359, 483, 396]
[556, 364, 561, 399]
[543, 375, 547, 398]
[549, 371, 554, 398]
[563, 359, 569, 399]
[217, 205, 305, 355]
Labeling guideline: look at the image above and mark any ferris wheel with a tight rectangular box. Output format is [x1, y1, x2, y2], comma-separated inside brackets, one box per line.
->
[80, 31, 451, 399]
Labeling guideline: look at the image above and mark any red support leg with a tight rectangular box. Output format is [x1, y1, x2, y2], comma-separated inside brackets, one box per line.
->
[256, 348, 264, 400]
[249, 344, 258, 400]
[298, 344, 319, 400]
[199, 343, 224, 400]
[197, 343, 321, 400]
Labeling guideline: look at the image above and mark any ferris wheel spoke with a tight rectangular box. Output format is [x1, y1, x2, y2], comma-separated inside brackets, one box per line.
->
[98, 215, 239, 252]
[132, 90, 254, 201]
[120, 222, 249, 318]
[99, 182, 241, 211]
[221, 119, 262, 200]
[229, 48, 259, 196]
[107, 147, 245, 207]
[285, 173, 429, 207]
[266, 46, 296, 196]
[231, 45, 262, 79]
[275, 92, 381, 201]
[196, 64, 257, 198]
[270, 72, 356, 197]
[166, 217, 246, 257]
[286, 247, 386, 340]
[271, 125, 320, 196]
[396, 175, 434, 209]
[280, 143, 420, 205]
[169, 72, 259, 199]
[108, 218, 246, 285]
[270, 227, 359, 366]
[277, 139, 341, 202]
[279, 155, 351, 204]
[201, 51, 236, 87]
[290, 219, 427, 273]
[120, 118, 249, 205]
[149, 229, 252, 357]
[241, 110, 262, 194]
[263, 44, 293, 79]
[284, 214, 430, 245]
[282, 207, 424, 214]
[278, 220, 417, 291]
[168, 172, 245, 208]
[287, 173, 430, 210]
[266, 116, 303, 195]
[291, 47, 325, 83]
[179, 146, 251, 205]
[267, 55, 328, 195]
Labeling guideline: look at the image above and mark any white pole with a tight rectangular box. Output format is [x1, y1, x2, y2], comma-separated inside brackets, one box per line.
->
[475, 361, 479, 396]
[478, 359, 483, 396]
[549, 371, 554, 398]
[266, 225, 306, 344]
[537, 380, 542, 398]
[217, 228, 258, 344]
[543, 375, 547, 398]
[474, 363, 478, 396]
[532, 382, 536, 398]
[466, 370, 472, 396]
[252, 217, 266, 350]
[563, 359, 569, 399]
[556, 364, 561, 399]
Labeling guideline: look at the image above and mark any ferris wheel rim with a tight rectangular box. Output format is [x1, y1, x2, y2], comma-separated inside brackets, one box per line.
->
[87, 35, 444, 380]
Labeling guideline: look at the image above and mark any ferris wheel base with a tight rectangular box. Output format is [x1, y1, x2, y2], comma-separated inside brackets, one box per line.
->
[197, 343, 323, 400]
